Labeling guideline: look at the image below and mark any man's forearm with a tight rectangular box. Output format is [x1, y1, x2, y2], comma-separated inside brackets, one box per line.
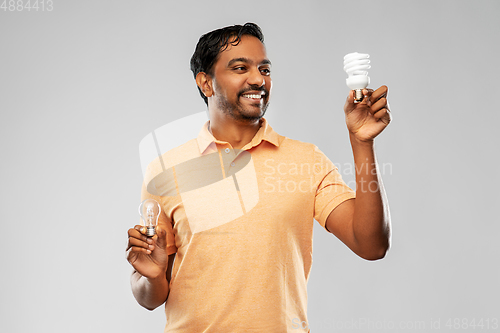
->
[131, 270, 170, 311]
[350, 133, 391, 259]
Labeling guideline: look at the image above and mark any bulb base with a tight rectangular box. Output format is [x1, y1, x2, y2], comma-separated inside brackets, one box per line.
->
[145, 226, 156, 237]
[354, 89, 364, 102]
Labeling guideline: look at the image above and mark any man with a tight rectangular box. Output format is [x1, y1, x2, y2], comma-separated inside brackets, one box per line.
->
[127, 23, 391, 332]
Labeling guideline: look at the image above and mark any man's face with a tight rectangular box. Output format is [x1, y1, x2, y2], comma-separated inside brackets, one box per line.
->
[210, 35, 272, 122]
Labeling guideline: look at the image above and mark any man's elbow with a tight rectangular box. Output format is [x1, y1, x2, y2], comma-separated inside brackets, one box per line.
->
[141, 302, 161, 311]
[134, 293, 168, 311]
[359, 241, 390, 261]
[363, 247, 388, 261]
[362, 224, 391, 260]
[136, 295, 167, 311]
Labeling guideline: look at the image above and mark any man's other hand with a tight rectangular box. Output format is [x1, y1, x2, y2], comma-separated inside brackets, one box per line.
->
[126, 225, 169, 279]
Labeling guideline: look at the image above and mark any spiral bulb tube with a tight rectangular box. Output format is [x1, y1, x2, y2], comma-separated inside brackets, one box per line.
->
[343, 52, 371, 102]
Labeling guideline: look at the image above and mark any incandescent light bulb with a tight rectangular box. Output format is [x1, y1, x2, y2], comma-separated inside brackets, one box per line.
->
[138, 199, 161, 237]
[343, 52, 371, 102]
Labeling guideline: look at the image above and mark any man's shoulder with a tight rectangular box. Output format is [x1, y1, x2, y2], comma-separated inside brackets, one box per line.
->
[276, 135, 318, 153]
[139, 112, 209, 180]
[149, 138, 199, 173]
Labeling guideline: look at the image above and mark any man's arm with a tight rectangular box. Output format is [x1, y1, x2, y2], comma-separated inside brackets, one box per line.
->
[326, 86, 392, 260]
[130, 252, 176, 311]
[127, 224, 175, 310]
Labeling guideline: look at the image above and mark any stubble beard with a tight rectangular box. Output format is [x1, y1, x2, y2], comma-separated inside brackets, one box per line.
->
[216, 92, 270, 123]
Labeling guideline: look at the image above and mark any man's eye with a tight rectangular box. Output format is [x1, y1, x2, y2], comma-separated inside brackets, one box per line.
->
[234, 66, 246, 71]
[261, 68, 271, 75]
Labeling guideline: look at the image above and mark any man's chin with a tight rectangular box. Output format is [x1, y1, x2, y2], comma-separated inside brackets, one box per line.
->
[223, 100, 269, 122]
[240, 106, 268, 121]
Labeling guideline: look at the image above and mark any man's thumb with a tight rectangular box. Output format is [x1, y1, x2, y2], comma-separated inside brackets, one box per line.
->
[154, 225, 167, 249]
[344, 90, 356, 114]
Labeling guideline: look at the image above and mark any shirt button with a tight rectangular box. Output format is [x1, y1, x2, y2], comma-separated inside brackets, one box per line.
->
[231, 162, 235, 167]
[224, 148, 230, 153]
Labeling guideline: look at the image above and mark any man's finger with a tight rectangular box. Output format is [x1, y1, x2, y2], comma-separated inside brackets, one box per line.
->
[129, 226, 148, 242]
[373, 108, 392, 125]
[344, 90, 357, 113]
[127, 236, 152, 251]
[370, 85, 388, 103]
[126, 246, 152, 262]
[154, 225, 168, 249]
[371, 98, 387, 114]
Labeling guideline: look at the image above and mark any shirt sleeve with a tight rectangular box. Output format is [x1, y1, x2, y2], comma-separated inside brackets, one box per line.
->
[313, 145, 356, 230]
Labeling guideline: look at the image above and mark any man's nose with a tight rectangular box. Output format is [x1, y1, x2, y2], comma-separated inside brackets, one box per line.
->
[247, 67, 265, 87]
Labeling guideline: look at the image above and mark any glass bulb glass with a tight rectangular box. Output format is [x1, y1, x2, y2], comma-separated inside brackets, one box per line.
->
[138, 199, 161, 237]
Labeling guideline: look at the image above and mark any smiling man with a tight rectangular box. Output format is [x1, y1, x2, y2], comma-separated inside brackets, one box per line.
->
[195, 29, 272, 149]
[126, 23, 392, 332]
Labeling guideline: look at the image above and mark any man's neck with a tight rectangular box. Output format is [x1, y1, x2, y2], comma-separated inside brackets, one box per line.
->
[209, 116, 262, 150]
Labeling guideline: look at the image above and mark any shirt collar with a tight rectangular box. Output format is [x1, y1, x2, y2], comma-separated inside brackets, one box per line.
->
[196, 118, 280, 155]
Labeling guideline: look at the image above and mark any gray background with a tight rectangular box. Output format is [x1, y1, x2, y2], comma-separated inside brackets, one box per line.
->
[1, 0, 499, 332]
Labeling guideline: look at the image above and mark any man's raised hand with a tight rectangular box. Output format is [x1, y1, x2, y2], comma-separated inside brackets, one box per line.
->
[344, 85, 391, 143]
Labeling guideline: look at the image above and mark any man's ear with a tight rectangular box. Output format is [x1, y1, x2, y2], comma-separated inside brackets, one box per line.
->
[196, 72, 213, 98]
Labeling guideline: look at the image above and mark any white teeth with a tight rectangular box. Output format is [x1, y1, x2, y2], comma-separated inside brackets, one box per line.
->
[242, 94, 262, 99]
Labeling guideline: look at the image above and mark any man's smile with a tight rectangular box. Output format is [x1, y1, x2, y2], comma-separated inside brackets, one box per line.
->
[239, 90, 267, 103]
[241, 93, 264, 100]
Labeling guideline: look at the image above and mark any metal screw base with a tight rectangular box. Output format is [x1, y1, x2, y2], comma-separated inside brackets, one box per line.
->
[146, 226, 156, 237]
[354, 89, 364, 102]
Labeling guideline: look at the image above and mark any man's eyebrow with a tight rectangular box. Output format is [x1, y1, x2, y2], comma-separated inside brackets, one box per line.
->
[227, 57, 272, 67]
[261, 59, 272, 66]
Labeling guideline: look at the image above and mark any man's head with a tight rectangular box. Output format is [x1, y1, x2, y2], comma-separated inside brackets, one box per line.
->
[190, 23, 265, 105]
[190, 23, 272, 122]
